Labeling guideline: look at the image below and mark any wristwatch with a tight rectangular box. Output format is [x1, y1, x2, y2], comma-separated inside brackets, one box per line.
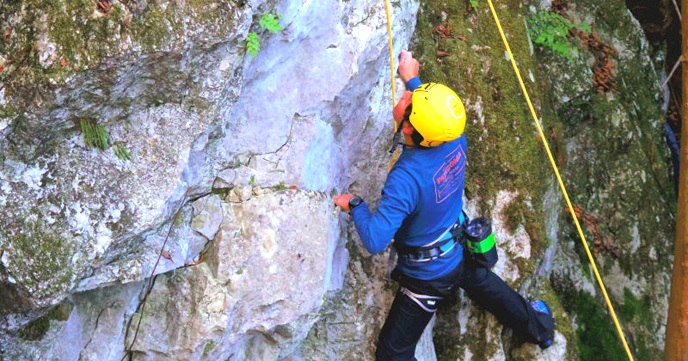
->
[348, 196, 363, 212]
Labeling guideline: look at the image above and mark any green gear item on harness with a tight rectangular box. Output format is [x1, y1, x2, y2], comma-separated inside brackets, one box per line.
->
[463, 217, 498, 269]
[467, 232, 495, 254]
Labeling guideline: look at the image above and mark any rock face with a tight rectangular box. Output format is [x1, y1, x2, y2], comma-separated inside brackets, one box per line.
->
[120, 190, 338, 360]
[0, 0, 676, 360]
[0, 0, 419, 359]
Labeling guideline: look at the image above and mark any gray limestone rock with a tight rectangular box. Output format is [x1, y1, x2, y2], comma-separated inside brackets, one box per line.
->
[124, 189, 338, 360]
[0, 0, 675, 359]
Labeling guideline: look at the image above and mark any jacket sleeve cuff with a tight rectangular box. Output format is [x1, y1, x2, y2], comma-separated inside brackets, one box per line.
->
[405, 77, 422, 91]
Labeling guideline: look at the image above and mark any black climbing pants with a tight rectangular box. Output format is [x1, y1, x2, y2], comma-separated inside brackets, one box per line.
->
[375, 258, 554, 361]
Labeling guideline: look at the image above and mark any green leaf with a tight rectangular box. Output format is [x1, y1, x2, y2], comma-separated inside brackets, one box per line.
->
[114, 145, 131, 161]
[527, 10, 576, 61]
[246, 32, 260, 57]
[80, 119, 109, 150]
[259, 13, 283, 33]
[578, 22, 592, 34]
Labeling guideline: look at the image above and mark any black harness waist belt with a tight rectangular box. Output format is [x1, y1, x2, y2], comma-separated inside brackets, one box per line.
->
[404, 238, 459, 262]
[395, 218, 466, 263]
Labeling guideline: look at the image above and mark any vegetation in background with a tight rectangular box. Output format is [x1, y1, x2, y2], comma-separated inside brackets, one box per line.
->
[246, 13, 284, 57]
[202, 340, 217, 357]
[619, 288, 654, 360]
[527, 11, 577, 60]
[569, 291, 627, 360]
[259, 13, 283, 32]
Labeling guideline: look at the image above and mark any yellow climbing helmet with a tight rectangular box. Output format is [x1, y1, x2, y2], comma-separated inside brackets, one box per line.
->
[409, 83, 466, 147]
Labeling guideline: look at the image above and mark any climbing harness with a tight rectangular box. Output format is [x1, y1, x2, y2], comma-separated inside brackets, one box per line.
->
[396, 230, 460, 263]
[395, 212, 465, 263]
[485, 1, 634, 359]
[401, 287, 444, 313]
[381, 1, 635, 359]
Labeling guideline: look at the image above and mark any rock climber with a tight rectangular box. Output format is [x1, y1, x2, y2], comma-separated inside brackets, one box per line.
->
[333, 50, 555, 360]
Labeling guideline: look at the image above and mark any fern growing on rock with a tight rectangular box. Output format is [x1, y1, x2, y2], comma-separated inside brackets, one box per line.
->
[527, 11, 576, 60]
[259, 13, 283, 33]
[246, 12, 284, 57]
[246, 32, 261, 57]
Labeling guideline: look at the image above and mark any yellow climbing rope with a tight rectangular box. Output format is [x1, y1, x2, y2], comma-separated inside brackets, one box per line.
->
[382, 1, 635, 359]
[485, 1, 634, 359]
[384, 0, 400, 171]
[384, 0, 398, 119]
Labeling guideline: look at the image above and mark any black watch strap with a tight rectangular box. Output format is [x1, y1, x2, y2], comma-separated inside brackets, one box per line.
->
[348, 196, 363, 211]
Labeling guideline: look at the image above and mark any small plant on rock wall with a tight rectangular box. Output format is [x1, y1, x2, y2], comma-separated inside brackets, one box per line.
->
[80, 119, 109, 150]
[79, 119, 131, 161]
[527, 10, 577, 60]
[259, 13, 283, 33]
[246, 32, 261, 57]
[113, 144, 131, 161]
[246, 12, 284, 57]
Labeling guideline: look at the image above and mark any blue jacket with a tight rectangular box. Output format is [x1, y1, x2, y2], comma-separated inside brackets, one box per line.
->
[350, 135, 467, 280]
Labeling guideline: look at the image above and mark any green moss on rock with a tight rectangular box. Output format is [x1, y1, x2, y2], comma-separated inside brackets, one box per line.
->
[18, 299, 74, 341]
[0, 220, 75, 299]
[572, 291, 627, 361]
[18, 315, 50, 341]
[202, 340, 216, 357]
[0, 0, 240, 107]
[619, 288, 659, 360]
